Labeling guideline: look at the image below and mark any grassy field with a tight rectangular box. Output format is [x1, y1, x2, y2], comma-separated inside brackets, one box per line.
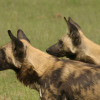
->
[0, 0, 100, 100]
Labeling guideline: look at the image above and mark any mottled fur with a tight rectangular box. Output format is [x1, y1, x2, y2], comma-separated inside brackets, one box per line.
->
[46, 17, 100, 65]
[1, 30, 100, 100]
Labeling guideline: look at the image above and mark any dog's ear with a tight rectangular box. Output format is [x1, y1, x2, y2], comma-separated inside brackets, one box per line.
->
[8, 30, 25, 59]
[17, 29, 30, 43]
[68, 17, 81, 29]
[64, 17, 81, 46]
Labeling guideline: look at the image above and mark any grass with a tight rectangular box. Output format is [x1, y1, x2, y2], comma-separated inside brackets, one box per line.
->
[0, 0, 100, 100]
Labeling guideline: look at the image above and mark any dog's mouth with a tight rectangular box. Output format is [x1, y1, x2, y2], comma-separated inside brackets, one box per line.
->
[47, 50, 66, 57]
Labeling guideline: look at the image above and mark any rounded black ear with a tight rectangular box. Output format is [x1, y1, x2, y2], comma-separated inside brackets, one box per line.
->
[64, 17, 68, 23]
[8, 30, 24, 48]
[8, 30, 25, 59]
[8, 30, 16, 41]
[17, 29, 30, 43]
[64, 17, 81, 31]
[64, 17, 81, 46]
[68, 17, 81, 29]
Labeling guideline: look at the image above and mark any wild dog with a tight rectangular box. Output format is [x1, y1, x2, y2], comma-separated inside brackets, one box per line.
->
[1, 30, 100, 100]
[46, 17, 100, 65]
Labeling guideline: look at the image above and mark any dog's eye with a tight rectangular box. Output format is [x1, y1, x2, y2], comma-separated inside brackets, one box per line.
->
[59, 40, 63, 45]
[67, 33, 70, 37]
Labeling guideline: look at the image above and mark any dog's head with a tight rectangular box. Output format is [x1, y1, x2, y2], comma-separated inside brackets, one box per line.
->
[46, 17, 84, 59]
[0, 29, 30, 71]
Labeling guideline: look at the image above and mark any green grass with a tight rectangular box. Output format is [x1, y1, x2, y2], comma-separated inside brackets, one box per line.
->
[0, 0, 100, 99]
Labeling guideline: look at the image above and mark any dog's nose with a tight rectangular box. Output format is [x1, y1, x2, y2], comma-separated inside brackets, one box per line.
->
[46, 48, 50, 53]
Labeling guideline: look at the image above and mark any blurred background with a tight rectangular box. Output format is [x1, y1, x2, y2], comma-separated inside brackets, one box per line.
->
[0, 0, 100, 100]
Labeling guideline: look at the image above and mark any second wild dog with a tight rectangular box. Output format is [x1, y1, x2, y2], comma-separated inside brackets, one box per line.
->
[46, 17, 100, 65]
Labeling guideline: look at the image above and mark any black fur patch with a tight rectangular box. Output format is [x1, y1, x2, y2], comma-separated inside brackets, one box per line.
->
[0, 49, 6, 60]
[60, 69, 100, 99]
[16, 66, 40, 86]
[69, 30, 81, 46]
[0, 49, 10, 71]
[51, 68, 62, 84]
[40, 65, 63, 86]
[65, 51, 77, 60]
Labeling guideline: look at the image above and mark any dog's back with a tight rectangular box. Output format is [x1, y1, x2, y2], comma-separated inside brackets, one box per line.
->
[40, 59, 100, 100]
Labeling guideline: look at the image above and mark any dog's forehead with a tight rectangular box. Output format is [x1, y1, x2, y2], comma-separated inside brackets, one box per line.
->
[1, 42, 13, 56]
[61, 33, 70, 42]
[20, 39, 32, 48]
[20, 39, 29, 44]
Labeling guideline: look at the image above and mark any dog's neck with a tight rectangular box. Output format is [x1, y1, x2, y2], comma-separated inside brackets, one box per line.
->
[76, 34, 100, 64]
[16, 63, 40, 87]
[13, 40, 57, 88]
[23, 40, 56, 77]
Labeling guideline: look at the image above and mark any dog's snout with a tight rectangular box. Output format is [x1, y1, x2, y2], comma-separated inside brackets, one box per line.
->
[46, 48, 50, 53]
